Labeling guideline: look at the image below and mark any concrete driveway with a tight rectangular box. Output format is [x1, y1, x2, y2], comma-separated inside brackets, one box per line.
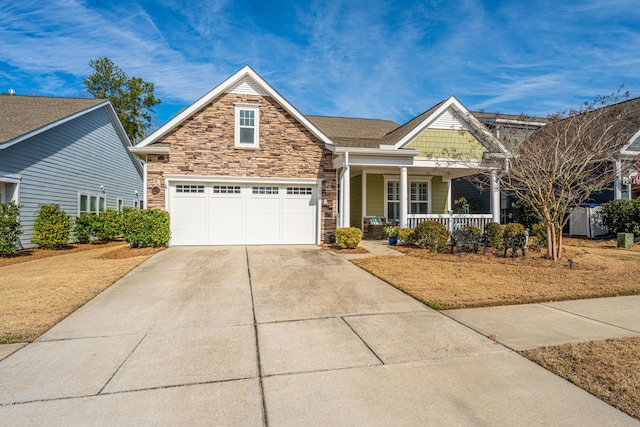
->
[0, 246, 636, 426]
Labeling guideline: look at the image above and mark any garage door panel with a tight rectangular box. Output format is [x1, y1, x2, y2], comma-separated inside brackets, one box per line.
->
[170, 182, 317, 245]
[171, 193, 208, 246]
[211, 195, 243, 245]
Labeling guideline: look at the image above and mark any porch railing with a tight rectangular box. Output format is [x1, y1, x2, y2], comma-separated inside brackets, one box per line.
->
[406, 214, 494, 232]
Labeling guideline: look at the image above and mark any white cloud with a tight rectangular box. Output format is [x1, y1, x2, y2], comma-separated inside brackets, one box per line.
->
[0, 0, 639, 124]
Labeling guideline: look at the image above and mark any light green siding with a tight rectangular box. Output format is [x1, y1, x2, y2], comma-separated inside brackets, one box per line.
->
[366, 174, 384, 217]
[350, 174, 362, 228]
[431, 176, 449, 214]
[407, 129, 486, 159]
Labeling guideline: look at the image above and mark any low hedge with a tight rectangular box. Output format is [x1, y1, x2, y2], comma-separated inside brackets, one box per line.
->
[600, 199, 640, 236]
[31, 204, 72, 249]
[121, 208, 170, 247]
[413, 220, 450, 252]
[483, 222, 503, 248]
[397, 227, 415, 244]
[502, 222, 525, 245]
[0, 201, 22, 255]
[335, 227, 362, 249]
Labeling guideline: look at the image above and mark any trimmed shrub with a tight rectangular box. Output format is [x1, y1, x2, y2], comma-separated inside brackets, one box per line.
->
[0, 201, 22, 255]
[397, 227, 415, 245]
[335, 227, 362, 249]
[93, 210, 123, 242]
[600, 199, 640, 236]
[31, 204, 72, 249]
[462, 225, 482, 235]
[530, 222, 548, 250]
[502, 223, 525, 246]
[73, 213, 95, 243]
[121, 208, 170, 247]
[483, 222, 503, 248]
[413, 220, 450, 252]
[512, 198, 542, 230]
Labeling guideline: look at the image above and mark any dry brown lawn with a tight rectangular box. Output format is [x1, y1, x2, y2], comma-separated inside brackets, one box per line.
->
[0, 242, 164, 343]
[352, 237, 640, 309]
[520, 337, 640, 420]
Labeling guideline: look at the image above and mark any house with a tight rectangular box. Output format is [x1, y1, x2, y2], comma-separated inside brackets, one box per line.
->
[133, 66, 510, 246]
[0, 95, 144, 248]
[452, 112, 548, 222]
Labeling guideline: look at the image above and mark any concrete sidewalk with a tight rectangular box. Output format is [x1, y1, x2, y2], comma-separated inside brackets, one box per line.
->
[341, 238, 404, 259]
[444, 295, 640, 350]
[0, 246, 637, 426]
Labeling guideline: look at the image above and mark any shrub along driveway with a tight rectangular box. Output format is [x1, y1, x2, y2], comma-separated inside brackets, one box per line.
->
[0, 246, 635, 425]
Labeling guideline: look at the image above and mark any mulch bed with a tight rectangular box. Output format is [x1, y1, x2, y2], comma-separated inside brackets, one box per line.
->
[321, 244, 369, 254]
[99, 245, 166, 259]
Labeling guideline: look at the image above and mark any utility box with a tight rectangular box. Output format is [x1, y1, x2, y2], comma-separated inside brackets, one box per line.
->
[569, 204, 608, 238]
[617, 233, 634, 248]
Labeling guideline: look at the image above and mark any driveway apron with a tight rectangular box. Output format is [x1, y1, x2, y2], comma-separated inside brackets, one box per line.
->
[0, 246, 636, 426]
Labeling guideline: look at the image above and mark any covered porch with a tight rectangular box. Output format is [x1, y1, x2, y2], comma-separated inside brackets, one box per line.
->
[334, 149, 501, 233]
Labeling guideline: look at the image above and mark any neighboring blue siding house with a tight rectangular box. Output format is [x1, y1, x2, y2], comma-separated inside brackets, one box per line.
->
[0, 95, 143, 248]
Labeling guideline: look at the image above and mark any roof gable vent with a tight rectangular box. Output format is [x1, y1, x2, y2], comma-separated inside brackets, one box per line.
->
[226, 76, 268, 96]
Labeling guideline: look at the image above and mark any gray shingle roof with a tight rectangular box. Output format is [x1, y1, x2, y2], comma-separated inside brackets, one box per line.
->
[0, 95, 105, 144]
[306, 101, 446, 148]
[305, 115, 400, 148]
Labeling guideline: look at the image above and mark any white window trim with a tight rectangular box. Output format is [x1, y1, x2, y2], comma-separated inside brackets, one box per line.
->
[78, 192, 106, 216]
[383, 175, 433, 221]
[410, 181, 429, 215]
[234, 103, 260, 148]
[0, 173, 21, 204]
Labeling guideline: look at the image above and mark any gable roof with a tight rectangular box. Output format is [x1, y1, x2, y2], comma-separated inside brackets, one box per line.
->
[309, 97, 510, 156]
[305, 116, 399, 148]
[0, 96, 107, 149]
[135, 66, 334, 150]
[388, 96, 508, 154]
[612, 97, 640, 155]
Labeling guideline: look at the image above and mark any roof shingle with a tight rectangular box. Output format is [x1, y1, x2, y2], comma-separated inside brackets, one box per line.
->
[0, 95, 105, 144]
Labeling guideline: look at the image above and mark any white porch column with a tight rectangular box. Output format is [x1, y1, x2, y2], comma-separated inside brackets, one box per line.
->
[613, 159, 622, 200]
[445, 177, 452, 214]
[400, 167, 408, 227]
[490, 170, 500, 223]
[341, 165, 351, 228]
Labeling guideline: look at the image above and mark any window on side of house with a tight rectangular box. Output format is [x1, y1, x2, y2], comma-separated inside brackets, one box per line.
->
[386, 181, 400, 223]
[410, 181, 429, 214]
[117, 198, 124, 213]
[235, 104, 259, 148]
[79, 194, 90, 215]
[79, 193, 105, 215]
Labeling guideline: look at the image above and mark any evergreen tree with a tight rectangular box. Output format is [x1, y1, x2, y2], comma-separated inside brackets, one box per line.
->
[83, 58, 160, 144]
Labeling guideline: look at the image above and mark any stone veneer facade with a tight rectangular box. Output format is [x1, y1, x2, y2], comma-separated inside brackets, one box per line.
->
[145, 92, 336, 242]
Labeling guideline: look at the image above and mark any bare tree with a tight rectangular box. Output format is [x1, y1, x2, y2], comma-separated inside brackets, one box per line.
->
[498, 90, 640, 261]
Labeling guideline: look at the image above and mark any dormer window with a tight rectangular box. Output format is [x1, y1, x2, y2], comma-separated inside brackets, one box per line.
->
[235, 104, 259, 148]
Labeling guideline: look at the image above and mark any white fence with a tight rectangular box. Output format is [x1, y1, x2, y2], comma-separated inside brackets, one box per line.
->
[406, 214, 494, 232]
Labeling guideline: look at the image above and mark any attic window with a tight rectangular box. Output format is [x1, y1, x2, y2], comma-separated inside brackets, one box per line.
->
[235, 104, 259, 148]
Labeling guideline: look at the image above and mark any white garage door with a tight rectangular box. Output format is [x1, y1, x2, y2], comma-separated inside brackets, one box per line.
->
[170, 182, 317, 245]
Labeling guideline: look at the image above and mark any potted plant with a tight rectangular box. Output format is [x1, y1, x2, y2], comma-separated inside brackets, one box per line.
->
[384, 225, 400, 245]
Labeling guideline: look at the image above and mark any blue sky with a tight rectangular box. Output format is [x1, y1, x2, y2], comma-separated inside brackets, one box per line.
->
[1, 0, 639, 128]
